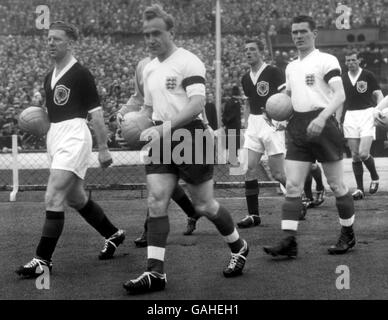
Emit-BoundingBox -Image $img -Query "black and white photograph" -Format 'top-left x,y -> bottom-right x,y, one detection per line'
0,0 -> 387,313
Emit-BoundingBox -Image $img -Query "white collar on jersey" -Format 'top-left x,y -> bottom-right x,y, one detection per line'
51,56 -> 78,90
348,68 -> 363,86
250,62 -> 268,84
298,48 -> 319,61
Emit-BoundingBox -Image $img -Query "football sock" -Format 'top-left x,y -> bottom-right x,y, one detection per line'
336,192 -> 355,227
362,156 -> 379,181
143,210 -> 149,232
36,211 -> 64,261
304,173 -> 313,200
245,179 -> 259,216
311,164 -> 324,191
352,161 -> 364,191
147,216 -> 169,274
208,205 -> 243,253
78,199 -> 118,238
171,185 -> 197,219
281,197 -> 302,235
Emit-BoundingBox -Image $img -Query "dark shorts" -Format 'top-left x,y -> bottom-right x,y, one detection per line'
285,110 -> 344,163
145,119 -> 214,185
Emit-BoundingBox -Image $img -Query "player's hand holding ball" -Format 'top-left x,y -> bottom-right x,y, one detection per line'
116,112 -> 124,126
98,147 -> 113,168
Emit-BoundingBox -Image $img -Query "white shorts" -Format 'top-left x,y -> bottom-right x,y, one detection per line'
243,114 -> 285,156
47,118 -> 92,179
343,107 -> 375,139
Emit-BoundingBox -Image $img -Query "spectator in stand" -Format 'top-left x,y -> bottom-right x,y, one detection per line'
222,85 -> 242,160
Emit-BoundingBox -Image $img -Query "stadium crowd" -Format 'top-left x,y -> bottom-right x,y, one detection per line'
1,0 -> 388,35
1,0 -> 388,149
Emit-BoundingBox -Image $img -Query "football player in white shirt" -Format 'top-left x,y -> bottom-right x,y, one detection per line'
16,21 -> 125,278
117,55 -> 201,246
263,15 -> 356,258
123,5 -> 248,295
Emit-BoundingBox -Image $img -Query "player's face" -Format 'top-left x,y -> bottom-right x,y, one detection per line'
47,29 -> 71,61
291,22 -> 317,52
345,54 -> 360,72
244,42 -> 261,66
143,17 -> 173,59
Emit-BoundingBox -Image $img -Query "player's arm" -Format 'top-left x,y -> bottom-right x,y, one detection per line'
83,69 -> 113,168
373,95 -> 388,126
169,57 -> 207,130
170,95 -> 205,129
319,77 -> 346,120
89,107 -> 113,168
373,89 -> 384,105
307,79 -> 345,137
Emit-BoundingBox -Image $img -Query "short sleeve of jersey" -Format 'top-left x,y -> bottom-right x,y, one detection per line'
322,54 -> 342,84
182,54 -> 206,98
273,67 -> 286,91
367,71 -> 380,92
80,68 -> 100,111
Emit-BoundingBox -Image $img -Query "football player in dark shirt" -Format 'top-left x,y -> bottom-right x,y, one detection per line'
16,21 -> 125,278
238,39 -> 287,229
342,50 -> 383,200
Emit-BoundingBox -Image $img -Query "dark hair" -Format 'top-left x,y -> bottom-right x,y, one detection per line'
292,15 -> 316,31
49,21 -> 79,40
245,39 -> 265,51
345,49 -> 360,59
143,4 -> 175,30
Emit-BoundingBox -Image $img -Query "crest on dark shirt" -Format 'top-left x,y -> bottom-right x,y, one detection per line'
53,85 -> 70,106
256,81 -> 269,96
356,81 -> 367,93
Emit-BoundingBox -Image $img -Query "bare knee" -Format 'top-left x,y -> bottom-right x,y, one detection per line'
327,179 -> 347,197
67,195 -> 88,210
147,193 -> 169,217
193,198 -> 219,219
352,153 -> 361,162
359,152 -> 370,161
285,180 -> 304,197
272,171 -> 285,183
246,164 -> 258,179
45,188 -> 66,211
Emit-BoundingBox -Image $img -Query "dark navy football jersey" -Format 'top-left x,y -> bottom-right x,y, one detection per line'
44,62 -> 100,123
342,69 -> 380,111
241,65 -> 285,115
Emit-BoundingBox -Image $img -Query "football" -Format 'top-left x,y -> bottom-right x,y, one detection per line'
265,93 -> 293,121
18,106 -> 50,137
120,111 -> 153,149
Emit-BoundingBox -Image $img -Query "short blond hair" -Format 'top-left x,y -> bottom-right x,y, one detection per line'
143,4 -> 175,30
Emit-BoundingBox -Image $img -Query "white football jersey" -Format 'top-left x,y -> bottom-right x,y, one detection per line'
286,49 -> 342,112
143,47 -> 206,121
